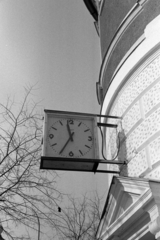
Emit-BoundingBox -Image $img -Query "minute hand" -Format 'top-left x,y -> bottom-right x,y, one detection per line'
67,121 -> 73,142
59,132 -> 74,154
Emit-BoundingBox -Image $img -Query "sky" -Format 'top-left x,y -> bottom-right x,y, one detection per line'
0,0 -> 109,238
0,0 -> 101,113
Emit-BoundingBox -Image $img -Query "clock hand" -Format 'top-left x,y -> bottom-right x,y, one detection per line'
59,132 -> 74,154
67,120 -> 73,142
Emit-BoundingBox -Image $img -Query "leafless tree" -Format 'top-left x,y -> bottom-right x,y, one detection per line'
55,192 -> 102,240
0,86 -> 62,240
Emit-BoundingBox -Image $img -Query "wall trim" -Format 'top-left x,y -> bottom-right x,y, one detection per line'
101,15 -> 160,119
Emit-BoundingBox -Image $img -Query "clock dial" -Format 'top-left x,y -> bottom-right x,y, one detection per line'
48,119 -> 93,158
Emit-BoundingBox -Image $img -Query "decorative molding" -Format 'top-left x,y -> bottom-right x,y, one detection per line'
101,15 -> 160,118
156,231 -> 160,240
138,0 -> 149,6
99,0 -> 105,15
149,217 -> 160,235
96,176 -> 160,240
100,15 -> 160,179
94,21 -> 100,36
99,2 -> 143,90
111,237 -> 121,240
96,82 -> 103,105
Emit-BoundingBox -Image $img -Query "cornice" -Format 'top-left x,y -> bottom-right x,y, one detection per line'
98,176 -> 160,240
83,0 -> 98,21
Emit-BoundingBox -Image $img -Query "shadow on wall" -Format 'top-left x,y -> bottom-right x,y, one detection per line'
116,127 -> 128,176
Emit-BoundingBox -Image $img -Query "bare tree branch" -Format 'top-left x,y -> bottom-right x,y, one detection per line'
55,193 -> 103,240
0,86 -> 62,240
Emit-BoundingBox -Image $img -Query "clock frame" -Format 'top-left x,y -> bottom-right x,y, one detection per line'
41,109 -> 124,173
42,109 -> 99,160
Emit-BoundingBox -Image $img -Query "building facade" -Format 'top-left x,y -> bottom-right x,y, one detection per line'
84,0 -> 160,239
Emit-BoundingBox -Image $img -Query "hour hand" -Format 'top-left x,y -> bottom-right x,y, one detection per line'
67,120 -> 73,142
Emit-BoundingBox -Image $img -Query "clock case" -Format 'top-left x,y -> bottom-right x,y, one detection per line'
41,109 -> 100,172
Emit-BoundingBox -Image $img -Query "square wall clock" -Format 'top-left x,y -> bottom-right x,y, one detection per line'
42,110 -> 99,160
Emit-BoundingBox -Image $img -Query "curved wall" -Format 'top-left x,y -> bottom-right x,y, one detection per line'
100,0 -> 136,59
101,15 -> 160,179
99,0 -> 160,100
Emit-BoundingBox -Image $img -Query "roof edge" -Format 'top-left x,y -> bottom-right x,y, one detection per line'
83,0 -> 98,21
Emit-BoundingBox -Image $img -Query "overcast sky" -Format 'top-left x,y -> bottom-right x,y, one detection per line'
0,1 -> 108,238
0,0 -> 101,113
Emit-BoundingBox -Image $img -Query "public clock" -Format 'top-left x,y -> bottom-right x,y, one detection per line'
42,110 -> 99,160
48,119 -> 93,158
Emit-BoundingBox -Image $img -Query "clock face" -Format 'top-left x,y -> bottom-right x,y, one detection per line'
48,118 -> 94,158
